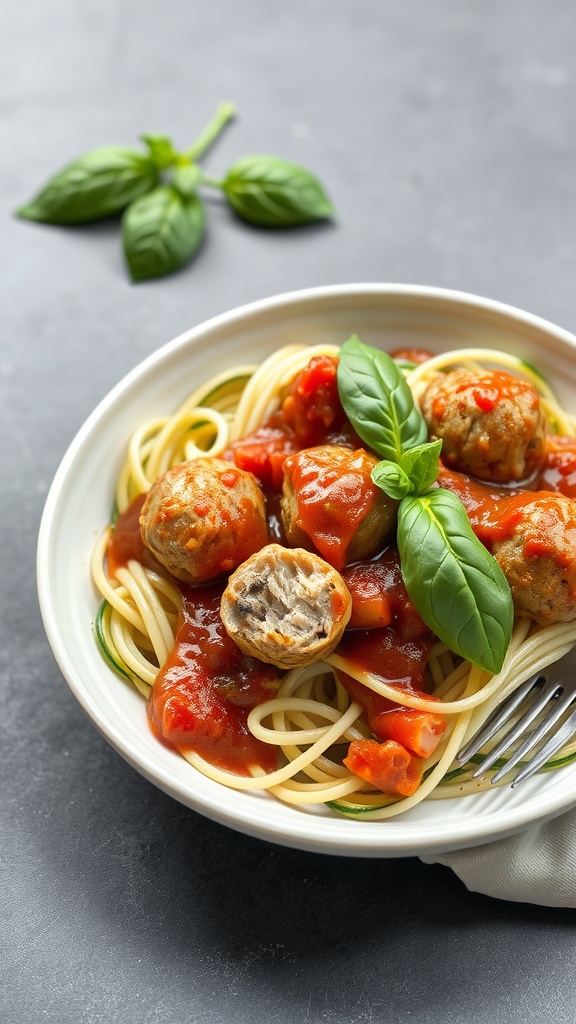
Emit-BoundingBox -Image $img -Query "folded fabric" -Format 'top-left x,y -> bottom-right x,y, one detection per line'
420,809 -> 576,908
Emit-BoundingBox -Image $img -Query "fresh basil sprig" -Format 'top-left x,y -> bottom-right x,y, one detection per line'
16,103 -> 334,282
337,334 -> 428,461
372,440 -> 443,501
337,336 -> 514,674
397,490 -> 513,675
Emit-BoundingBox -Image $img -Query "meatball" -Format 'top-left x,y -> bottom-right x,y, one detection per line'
491,492 -> 576,624
140,458 -> 269,585
420,368 -> 547,483
220,544 -> 352,669
280,445 -> 398,570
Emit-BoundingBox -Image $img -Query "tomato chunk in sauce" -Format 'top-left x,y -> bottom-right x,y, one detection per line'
344,739 -> 423,796
147,585 -> 280,775
228,355 -> 359,489
336,549 -> 445,759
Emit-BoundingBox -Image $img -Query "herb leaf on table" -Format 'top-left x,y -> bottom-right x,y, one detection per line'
16,103 -> 334,281
16,147 -> 159,225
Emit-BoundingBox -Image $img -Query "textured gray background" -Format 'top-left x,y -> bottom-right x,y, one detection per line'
2,2 -> 576,1022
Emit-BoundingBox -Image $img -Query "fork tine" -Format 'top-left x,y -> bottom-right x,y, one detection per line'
510,705 -> 576,787
468,677 -> 562,777
490,684 -> 576,784
455,673 -> 540,765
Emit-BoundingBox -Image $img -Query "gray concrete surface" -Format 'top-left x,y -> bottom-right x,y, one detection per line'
2,2 -> 576,1022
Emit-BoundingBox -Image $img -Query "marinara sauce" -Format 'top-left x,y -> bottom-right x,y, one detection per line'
106,497 -> 279,775
228,355 -> 360,489
147,585 -> 280,775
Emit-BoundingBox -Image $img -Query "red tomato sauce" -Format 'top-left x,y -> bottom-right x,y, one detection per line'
107,493 -> 156,576
335,548 -> 438,747
335,587 -> 441,761
147,584 -> 280,775
283,447 -> 379,570
437,462 -> 572,559
537,437 -> 576,499
227,355 -> 360,489
336,618 -> 434,696
341,548 -> 430,640
107,505 -> 280,774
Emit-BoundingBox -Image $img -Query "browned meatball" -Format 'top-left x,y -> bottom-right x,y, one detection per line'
491,492 -> 576,624
420,368 -> 547,483
280,445 -> 398,570
140,458 -> 269,585
220,544 -> 352,668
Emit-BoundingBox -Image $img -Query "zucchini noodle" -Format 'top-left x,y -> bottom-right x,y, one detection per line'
92,342 -> 576,820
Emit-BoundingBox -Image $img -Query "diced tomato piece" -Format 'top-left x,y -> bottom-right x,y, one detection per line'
344,739 -> 423,796
347,591 -> 393,630
341,550 -> 431,640
537,437 -> 576,499
338,671 -> 447,757
230,428 -> 296,489
338,671 -> 446,761
371,707 -> 447,758
342,560 -> 395,629
281,355 -> 346,443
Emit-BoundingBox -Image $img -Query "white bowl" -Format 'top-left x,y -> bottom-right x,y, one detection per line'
37,283 -> 576,857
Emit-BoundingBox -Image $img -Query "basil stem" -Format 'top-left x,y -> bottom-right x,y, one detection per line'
184,101 -> 236,162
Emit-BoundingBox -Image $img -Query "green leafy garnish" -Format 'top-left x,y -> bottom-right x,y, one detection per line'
337,335 -> 427,461
16,103 -> 334,281
122,186 -> 205,281
17,146 -> 160,224
398,490 -> 513,674
222,155 -> 333,227
337,336 -> 514,674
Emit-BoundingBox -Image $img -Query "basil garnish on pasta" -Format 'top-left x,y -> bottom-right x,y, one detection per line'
337,335 -> 428,461
398,490 -> 514,675
337,337 -> 514,674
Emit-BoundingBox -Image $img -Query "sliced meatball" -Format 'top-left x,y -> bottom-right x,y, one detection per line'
491,492 -> 576,624
220,543 -> 352,669
281,445 -> 398,570
420,368 -> 547,483
140,458 -> 269,585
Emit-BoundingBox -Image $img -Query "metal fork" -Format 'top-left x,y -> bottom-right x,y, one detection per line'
455,646 -> 576,788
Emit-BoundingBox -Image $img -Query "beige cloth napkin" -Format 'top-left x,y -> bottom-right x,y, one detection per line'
420,810 -> 576,907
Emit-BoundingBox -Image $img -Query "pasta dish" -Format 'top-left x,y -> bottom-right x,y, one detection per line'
91,337 -> 576,820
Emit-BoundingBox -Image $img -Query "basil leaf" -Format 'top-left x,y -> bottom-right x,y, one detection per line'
141,133 -> 178,170
172,163 -> 202,199
399,440 -> 442,494
17,147 -> 159,224
222,155 -> 334,227
337,336 -> 428,461
397,488 -> 513,674
122,185 -> 205,281
371,461 -> 413,501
